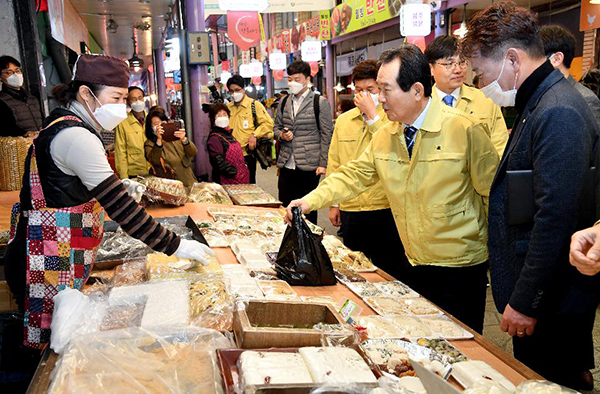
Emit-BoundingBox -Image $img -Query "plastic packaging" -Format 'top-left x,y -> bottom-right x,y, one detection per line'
96,228 -> 152,263
275,207 -> 337,286
414,338 -> 468,364
146,252 -> 222,281
451,360 -> 516,393
189,278 -> 234,332
112,258 -> 147,287
50,289 -> 146,354
48,326 -> 232,394
463,380 -> 513,394
138,175 -> 188,206
299,346 -> 378,385
222,184 -> 279,205
187,182 -> 233,205
108,280 -> 190,327
516,380 -> 580,393
322,235 -> 377,272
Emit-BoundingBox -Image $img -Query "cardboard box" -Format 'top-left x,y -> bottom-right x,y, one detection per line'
233,300 -> 348,349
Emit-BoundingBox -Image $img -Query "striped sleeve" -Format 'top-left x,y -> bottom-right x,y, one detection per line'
91,174 -> 181,255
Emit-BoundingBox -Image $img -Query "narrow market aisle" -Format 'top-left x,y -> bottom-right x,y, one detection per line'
256,166 -> 338,236
257,167 -> 600,393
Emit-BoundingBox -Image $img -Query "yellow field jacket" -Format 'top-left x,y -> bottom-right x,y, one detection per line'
326,106 -> 390,212
114,111 -> 150,178
227,95 -> 274,156
305,99 -> 499,267
433,84 -> 508,156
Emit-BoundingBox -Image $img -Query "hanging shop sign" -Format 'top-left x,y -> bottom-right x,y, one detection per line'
208,0 -> 335,15
301,40 -> 322,62
273,15 -> 326,55
269,52 -> 287,70
219,0 -> 269,11
581,0 -> 600,31
47,0 -> 89,54
330,0 -> 403,38
227,11 -> 261,51
400,4 -> 432,37
336,48 -> 368,77
319,11 -> 331,41
240,62 -> 264,78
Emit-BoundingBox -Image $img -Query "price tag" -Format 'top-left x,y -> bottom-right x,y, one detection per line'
338,299 -> 361,324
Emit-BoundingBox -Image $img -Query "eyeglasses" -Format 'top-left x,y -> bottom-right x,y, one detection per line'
436,60 -> 469,70
1,68 -> 22,77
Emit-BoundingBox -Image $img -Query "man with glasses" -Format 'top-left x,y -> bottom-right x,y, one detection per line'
426,36 -> 508,156
0,55 -> 43,137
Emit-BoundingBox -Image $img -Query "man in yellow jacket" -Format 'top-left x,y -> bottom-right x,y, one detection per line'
288,45 -> 499,333
114,86 -> 150,178
327,59 -> 410,278
226,75 -> 274,183
425,36 -> 508,157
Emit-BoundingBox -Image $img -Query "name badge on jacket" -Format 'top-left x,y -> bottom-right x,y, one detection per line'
243,120 -> 249,129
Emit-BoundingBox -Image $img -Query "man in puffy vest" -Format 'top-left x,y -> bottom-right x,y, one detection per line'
0,55 -> 43,137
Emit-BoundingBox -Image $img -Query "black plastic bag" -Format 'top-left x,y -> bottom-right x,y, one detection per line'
275,207 -> 337,286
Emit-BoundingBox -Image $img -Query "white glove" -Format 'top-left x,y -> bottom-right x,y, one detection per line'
173,239 -> 216,266
122,179 -> 146,203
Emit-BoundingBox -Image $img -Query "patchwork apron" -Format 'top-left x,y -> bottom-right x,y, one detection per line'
214,133 -> 250,185
10,141 -> 105,348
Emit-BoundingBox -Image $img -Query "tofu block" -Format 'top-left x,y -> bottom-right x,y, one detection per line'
299,347 -> 377,384
240,351 -> 313,387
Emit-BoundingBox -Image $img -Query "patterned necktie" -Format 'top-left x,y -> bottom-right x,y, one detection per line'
404,126 -> 418,158
442,94 -> 454,107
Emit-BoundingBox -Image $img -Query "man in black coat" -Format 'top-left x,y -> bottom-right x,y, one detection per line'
462,3 -> 599,391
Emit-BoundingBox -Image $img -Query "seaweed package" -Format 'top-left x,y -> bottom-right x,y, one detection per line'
274,207 -> 337,286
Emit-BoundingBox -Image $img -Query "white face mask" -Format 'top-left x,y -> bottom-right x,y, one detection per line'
215,116 -> 230,128
369,92 -> 380,108
6,73 -> 23,88
130,100 -> 145,113
86,88 -> 128,131
232,92 -> 244,103
480,56 -> 519,107
288,81 -> 305,95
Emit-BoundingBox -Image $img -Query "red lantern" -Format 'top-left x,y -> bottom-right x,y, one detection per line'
273,69 -> 285,81
252,76 -> 262,86
309,62 -> 319,77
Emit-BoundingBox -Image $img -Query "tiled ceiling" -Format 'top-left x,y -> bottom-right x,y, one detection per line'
69,0 -> 174,63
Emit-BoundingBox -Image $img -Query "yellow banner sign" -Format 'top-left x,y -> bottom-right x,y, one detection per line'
331,0 -> 402,38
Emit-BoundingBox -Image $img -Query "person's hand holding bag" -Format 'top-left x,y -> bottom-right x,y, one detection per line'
172,239 -> 215,267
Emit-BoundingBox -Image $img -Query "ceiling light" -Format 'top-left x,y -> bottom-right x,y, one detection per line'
334,82 -> 344,92
129,34 -> 144,71
591,0 -> 600,4
453,21 -> 468,38
346,82 -> 355,90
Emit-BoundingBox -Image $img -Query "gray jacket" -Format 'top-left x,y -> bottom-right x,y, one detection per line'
569,75 -> 600,129
274,90 -> 333,171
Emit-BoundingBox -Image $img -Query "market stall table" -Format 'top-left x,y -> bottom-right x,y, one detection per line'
21,202 -> 541,393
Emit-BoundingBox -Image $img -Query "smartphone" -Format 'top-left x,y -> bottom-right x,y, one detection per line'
161,121 -> 182,142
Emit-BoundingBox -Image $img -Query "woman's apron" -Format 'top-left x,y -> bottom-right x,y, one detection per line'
214,133 -> 250,184
9,140 -> 105,349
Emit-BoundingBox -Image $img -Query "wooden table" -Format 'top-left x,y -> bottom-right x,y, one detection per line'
25,201 -> 541,393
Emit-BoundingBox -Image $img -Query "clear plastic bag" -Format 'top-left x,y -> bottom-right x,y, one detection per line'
96,228 -> 152,263
108,280 -> 190,327
138,175 -> 188,206
146,252 -> 222,281
112,258 -> 148,287
48,326 -> 232,394
189,277 -> 234,332
516,380 -> 580,393
188,182 -> 233,204
50,289 -> 146,354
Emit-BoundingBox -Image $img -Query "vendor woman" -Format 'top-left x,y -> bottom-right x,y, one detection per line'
3,54 -> 213,349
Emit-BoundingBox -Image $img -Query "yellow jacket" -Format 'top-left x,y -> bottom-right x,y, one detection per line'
326,105 -> 390,212
305,99 -> 499,267
433,84 -> 508,157
114,111 -> 150,178
227,95 -> 274,155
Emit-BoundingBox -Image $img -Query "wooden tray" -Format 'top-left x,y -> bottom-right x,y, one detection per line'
217,347 -> 380,394
233,300 -> 347,349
